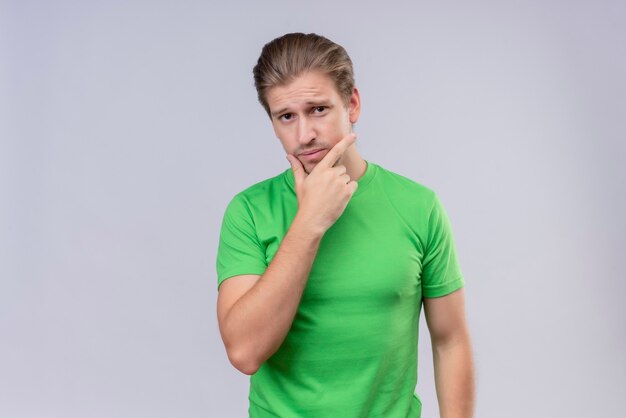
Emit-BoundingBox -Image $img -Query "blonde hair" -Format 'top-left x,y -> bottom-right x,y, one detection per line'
253,33 -> 355,116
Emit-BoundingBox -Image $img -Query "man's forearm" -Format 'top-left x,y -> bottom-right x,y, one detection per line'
432,335 -> 475,418
222,214 -> 323,374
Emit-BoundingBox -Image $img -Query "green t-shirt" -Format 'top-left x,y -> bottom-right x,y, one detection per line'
216,160 -> 465,417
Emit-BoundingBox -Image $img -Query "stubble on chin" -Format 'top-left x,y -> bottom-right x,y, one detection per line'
296,156 -> 315,175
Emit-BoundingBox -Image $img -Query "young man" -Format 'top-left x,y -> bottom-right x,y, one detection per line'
216,32 -> 475,418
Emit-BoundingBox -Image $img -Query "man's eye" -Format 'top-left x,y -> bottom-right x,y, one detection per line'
313,106 -> 326,113
280,113 -> 293,121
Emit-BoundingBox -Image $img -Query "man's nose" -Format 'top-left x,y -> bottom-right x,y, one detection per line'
296,117 -> 315,144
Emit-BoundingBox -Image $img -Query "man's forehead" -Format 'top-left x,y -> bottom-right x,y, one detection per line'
268,87 -> 328,105
266,72 -> 337,111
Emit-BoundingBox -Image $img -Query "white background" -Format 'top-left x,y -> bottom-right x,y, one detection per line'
2,0 -> 625,417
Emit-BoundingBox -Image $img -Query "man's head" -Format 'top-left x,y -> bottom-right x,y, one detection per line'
253,33 -> 361,174
253,33 -> 355,116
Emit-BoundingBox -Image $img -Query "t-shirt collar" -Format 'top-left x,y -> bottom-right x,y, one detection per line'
283,159 -> 376,197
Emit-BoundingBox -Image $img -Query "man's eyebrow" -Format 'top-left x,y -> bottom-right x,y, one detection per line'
271,100 -> 332,118
271,108 -> 289,118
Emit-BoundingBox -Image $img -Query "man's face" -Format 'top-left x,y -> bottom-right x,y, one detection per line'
266,71 -> 360,174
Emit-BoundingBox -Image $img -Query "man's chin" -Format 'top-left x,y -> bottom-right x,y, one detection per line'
297,159 -> 317,175
303,163 -> 315,175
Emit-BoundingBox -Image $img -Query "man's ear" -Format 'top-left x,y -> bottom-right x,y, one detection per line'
348,87 -> 361,124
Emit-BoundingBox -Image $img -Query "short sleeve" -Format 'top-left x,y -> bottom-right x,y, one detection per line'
421,193 -> 465,298
215,194 -> 268,290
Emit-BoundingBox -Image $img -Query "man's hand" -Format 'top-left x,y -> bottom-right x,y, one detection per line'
286,133 -> 358,236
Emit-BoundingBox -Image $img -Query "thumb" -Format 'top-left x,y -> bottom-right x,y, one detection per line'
286,154 -> 306,189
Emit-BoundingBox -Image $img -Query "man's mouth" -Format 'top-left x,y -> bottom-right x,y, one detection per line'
299,149 -> 326,161
299,148 -> 325,156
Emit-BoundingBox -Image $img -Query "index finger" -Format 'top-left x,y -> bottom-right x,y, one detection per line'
319,133 -> 357,169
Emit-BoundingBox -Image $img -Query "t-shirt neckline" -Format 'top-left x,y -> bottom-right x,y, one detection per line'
283,159 -> 376,197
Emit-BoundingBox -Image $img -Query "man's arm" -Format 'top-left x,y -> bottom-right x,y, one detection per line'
216,134 -> 358,375
423,288 -> 475,418
217,216 -> 323,375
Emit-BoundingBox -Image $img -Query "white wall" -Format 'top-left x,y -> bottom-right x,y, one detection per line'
1,0 -> 624,416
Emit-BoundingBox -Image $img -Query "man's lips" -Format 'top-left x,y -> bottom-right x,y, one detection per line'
299,148 -> 325,156
298,148 -> 327,162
